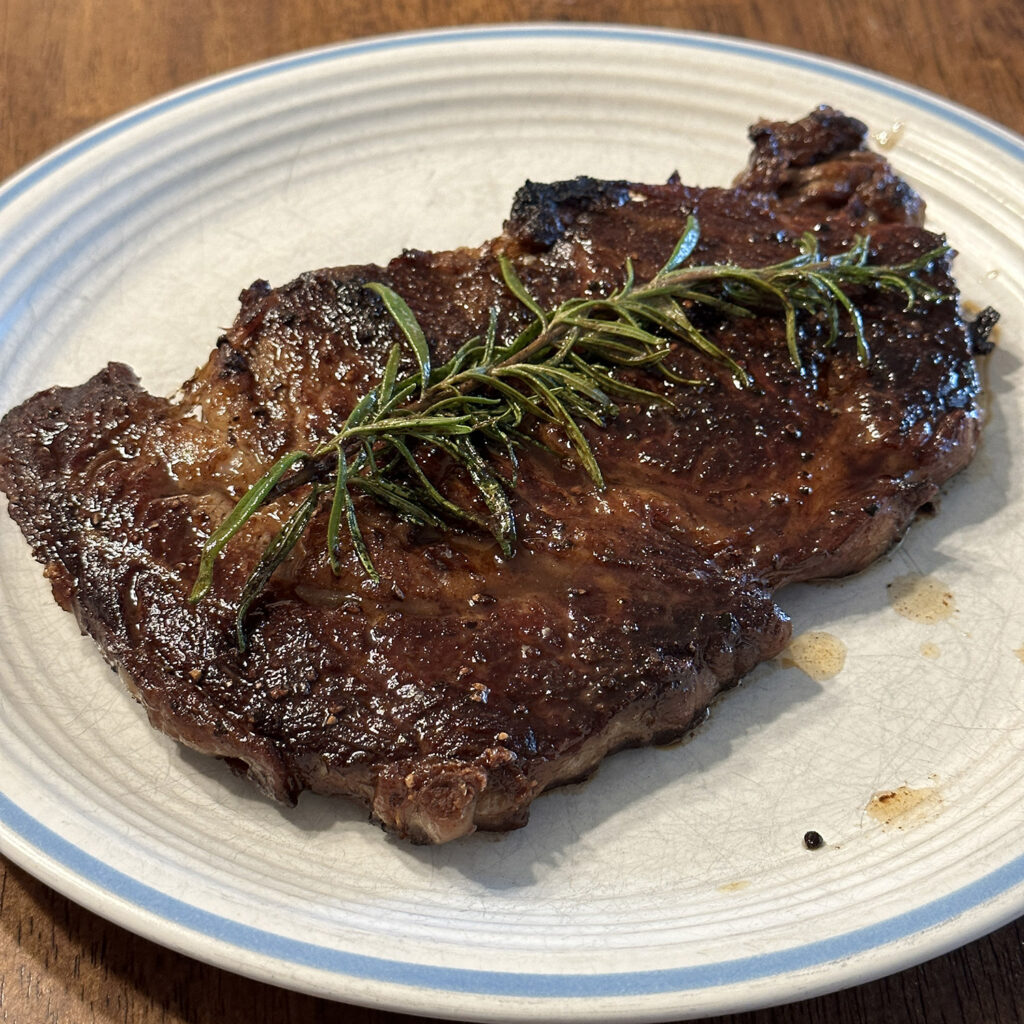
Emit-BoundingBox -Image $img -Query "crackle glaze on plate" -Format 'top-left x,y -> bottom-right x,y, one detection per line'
0,25 -> 1022,1022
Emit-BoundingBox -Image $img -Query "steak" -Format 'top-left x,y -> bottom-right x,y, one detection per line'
0,108 -> 990,843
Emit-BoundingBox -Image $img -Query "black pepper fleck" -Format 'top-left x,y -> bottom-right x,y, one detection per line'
803,830 -> 825,850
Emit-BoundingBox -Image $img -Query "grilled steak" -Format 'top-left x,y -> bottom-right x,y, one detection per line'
0,108 -> 989,843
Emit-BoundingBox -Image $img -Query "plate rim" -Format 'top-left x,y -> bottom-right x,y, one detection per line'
3,791 -> 1024,1013
1,22 -> 1022,1021
2,21 -> 1021,221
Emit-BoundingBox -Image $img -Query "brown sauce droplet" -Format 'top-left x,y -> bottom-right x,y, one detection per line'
866,784 -> 941,829
780,631 -> 846,681
887,573 -> 956,624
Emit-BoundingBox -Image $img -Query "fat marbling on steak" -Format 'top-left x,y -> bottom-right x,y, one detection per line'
0,108 -> 991,843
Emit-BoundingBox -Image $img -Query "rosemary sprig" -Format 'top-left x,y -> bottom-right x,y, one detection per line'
188,218 -> 949,649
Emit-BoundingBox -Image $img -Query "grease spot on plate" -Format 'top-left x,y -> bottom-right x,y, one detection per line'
780,631 -> 846,681
1014,645 -> 1024,664
920,642 -> 940,659
872,119 -> 905,149
866,784 -> 941,829
717,879 -> 751,893
887,573 -> 956,624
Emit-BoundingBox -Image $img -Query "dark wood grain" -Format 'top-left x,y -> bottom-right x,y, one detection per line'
1,1 -> 1022,1021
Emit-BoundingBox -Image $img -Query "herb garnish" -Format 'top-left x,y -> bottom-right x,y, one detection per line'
188,217 -> 948,649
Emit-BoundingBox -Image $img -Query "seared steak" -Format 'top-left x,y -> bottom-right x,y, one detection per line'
0,108 -> 988,842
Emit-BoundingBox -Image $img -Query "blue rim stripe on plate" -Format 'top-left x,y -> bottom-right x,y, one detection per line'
0,23 -> 1022,1003
2,791 -> 1022,996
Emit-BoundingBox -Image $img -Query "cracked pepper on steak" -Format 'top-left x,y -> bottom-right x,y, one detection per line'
0,108 -> 990,843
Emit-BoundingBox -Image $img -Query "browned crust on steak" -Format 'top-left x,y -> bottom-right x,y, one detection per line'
0,107 -> 985,842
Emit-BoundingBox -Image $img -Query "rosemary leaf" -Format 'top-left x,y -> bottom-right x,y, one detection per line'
337,447 -> 378,583
379,343 -> 402,406
530,364 -> 614,413
326,446 -> 350,574
388,436 -> 488,529
235,486 -> 321,651
815,273 -> 870,364
434,436 -> 517,555
348,476 -> 446,527
471,369 -> 552,422
567,353 -> 677,403
343,415 -> 477,438
498,255 -> 548,327
501,365 -> 604,486
661,214 -> 701,272
189,449 -> 309,603
364,283 -> 431,399
481,306 -> 499,367
619,257 -> 636,296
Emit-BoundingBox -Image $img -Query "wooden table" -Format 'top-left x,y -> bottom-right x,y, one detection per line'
1,1 -> 1022,1021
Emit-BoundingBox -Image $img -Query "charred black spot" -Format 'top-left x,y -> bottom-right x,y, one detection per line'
968,306 -> 1000,355
217,340 -> 250,377
238,279 -> 272,305
507,176 -> 631,250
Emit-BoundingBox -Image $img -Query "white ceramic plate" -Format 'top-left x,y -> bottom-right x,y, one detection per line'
0,25 -> 1021,1023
